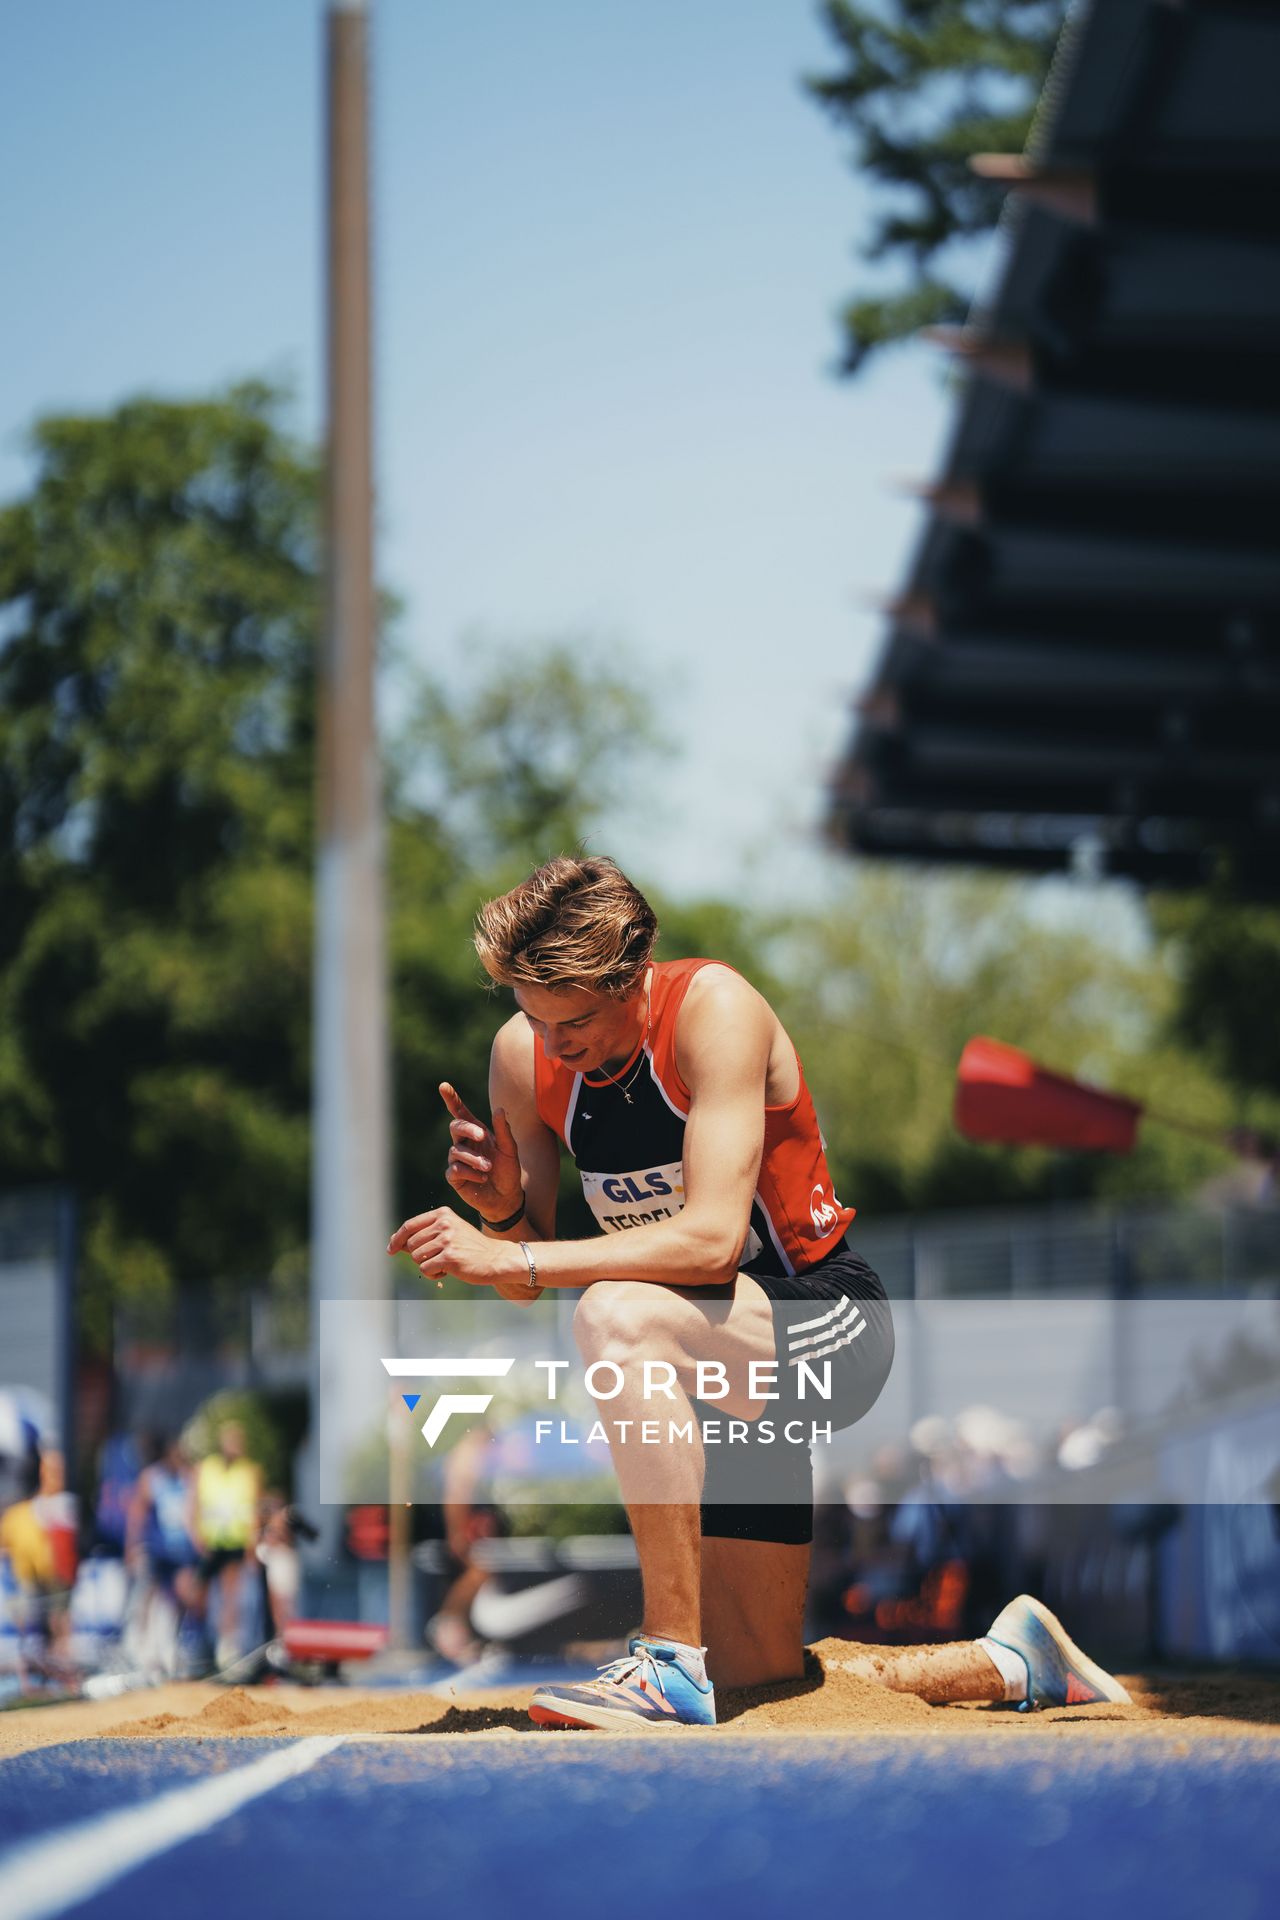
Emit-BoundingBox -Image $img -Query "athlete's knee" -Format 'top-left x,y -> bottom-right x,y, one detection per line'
573,1279 -> 681,1362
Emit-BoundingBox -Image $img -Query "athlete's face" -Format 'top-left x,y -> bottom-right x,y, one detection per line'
513,978 -> 647,1075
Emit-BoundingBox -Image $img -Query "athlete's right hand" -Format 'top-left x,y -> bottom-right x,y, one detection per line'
440,1082 -> 525,1224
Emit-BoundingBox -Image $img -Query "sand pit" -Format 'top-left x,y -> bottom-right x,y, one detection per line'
2,1641 -> 1278,1756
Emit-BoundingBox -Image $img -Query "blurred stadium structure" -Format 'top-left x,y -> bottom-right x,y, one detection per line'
0,1191 -> 76,1471
829,0 -> 1280,893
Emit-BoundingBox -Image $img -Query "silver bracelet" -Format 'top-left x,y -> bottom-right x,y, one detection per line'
518,1241 -> 538,1290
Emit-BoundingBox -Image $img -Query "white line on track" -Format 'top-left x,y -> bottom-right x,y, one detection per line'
0,1734 -> 347,1920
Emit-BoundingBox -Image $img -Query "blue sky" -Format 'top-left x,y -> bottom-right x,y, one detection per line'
4,0 -> 963,905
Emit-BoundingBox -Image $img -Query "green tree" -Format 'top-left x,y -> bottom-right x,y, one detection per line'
769,867 -> 1238,1213
0,390 -> 678,1337
390,633 -> 664,877
0,384 -> 319,1345
386,636 -> 667,1250
806,0 -> 1065,372
1150,888 -> 1280,1109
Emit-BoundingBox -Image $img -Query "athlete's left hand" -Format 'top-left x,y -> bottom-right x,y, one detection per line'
388,1206 -> 524,1289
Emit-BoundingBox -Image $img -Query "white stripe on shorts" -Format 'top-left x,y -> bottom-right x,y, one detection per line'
788,1297 -> 851,1337
795,1318 -> 868,1366
788,1297 -> 864,1353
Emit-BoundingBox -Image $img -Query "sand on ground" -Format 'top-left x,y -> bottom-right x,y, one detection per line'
2,1643 -> 1279,1757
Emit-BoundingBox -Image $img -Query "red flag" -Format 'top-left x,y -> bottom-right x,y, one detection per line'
954,1036 -> 1143,1154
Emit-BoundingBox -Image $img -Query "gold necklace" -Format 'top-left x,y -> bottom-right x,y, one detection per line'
592,990 -> 652,1104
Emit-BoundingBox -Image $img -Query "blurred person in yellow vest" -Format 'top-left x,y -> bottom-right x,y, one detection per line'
0,1483 -> 55,1591
193,1421 -> 261,1670
0,1445 -> 76,1686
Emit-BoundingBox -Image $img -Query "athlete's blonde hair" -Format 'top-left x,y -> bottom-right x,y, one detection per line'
474,855 -> 658,1000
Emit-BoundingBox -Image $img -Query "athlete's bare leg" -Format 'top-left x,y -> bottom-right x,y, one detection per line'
699,1535 -> 809,1688
572,1274 -> 789,1666
829,1641 -> 1005,1703
626,1503 -> 702,1648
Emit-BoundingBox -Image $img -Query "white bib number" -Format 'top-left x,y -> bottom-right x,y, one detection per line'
581,1161 -> 761,1265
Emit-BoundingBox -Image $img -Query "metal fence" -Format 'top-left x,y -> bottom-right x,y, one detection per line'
854,1198 -> 1280,1301
111,1281 -> 309,1434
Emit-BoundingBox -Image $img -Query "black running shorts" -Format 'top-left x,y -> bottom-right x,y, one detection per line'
694,1236 -> 894,1548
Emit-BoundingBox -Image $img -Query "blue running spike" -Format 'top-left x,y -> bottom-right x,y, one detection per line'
529,1635 -> 716,1730
402,1393 -> 421,1411
986,1595 -> 1132,1710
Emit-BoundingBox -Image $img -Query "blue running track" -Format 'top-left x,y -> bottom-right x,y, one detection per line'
1,1733 -> 1277,1920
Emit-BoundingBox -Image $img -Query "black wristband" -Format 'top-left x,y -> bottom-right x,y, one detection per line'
481,1198 -> 526,1233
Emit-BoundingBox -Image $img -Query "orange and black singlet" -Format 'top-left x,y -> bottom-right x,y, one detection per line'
532,957 -> 856,1280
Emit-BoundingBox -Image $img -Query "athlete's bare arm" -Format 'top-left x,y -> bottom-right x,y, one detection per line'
476,1013 -> 560,1240
391,969 -> 777,1291
426,1015 -> 560,1303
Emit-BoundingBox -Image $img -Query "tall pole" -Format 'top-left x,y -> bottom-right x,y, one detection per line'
310,1 -> 403,1644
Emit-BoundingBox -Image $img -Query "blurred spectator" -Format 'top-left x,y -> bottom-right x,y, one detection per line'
193,1421 -> 262,1669
1202,1129 -> 1280,1207
32,1448 -> 77,1591
254,1491 -> 302,1639
814,1412 -> 1052,1643
0,1391 -> 41,1516
0,1446 -> 75,1686
92,1430 -> 148,1558
424,1420 -> 505,1665
1056,1407 -> 1123,1472
126,1434 -> 202,1675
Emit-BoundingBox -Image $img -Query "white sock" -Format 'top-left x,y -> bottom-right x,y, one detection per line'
640,1634 -> 708,1682
977,1635 -> 1028,1703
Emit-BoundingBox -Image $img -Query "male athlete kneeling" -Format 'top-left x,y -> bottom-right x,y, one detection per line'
388,856 -> 1129,1730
